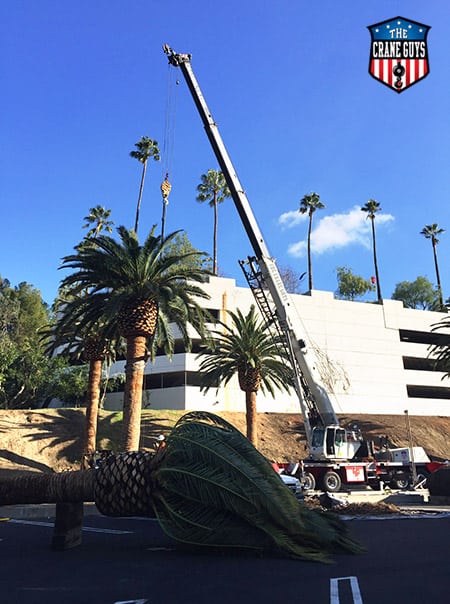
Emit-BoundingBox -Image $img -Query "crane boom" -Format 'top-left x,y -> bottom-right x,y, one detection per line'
163,45 -> 339,444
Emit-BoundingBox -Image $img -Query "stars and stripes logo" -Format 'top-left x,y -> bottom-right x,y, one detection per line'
368,17 -> 431,93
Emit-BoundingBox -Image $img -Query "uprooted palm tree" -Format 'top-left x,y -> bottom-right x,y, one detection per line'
0,411 -> 363,563
59,226 -> 211,451
197,305 -> 293,447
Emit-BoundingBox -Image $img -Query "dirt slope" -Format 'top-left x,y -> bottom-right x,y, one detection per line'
1,409 -> 449,477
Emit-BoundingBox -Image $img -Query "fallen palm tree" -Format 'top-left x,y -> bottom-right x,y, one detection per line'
0,411 -> 364,562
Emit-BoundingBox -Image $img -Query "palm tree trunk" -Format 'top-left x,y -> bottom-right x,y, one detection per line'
0,470 -> 94,505
213,193 -> 218,275
432,241 -> 444,308
122,335 -> 147,451
134,161 -> 148,234
245,391 -> 258,448
307,214 -> 313,291
84,358 -> 102,456
371,218 -> 382,304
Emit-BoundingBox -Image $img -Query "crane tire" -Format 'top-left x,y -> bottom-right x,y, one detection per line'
302,472 -> 316,491
322,471 -> 342,493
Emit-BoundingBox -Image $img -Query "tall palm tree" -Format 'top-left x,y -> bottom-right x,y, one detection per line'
82,205 -> 114,239
196,170 -> 231,276
44,299 -> 120,459
197,306 -> 292,447
361,199 -> 383,304
421,223 -> 445,309
0,411 -> 363,562
59,226 -> 210,451
130,136 -> 160,234
299,192 -> 325,291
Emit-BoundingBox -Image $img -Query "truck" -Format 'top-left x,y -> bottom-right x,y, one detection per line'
163,45 -> 444,492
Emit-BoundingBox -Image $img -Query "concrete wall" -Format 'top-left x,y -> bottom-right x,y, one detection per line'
104,276 -> 450,416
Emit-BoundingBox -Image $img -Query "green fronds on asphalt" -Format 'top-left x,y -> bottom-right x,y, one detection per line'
151,411 -> 364,562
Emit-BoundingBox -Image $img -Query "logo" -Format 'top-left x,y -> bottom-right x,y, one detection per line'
368,17 -> 430,93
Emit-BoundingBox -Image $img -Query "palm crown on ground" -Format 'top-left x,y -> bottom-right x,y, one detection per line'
59,226 -> 211,451
197,305 -> 293,447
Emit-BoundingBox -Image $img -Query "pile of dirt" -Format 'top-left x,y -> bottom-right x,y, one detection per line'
0,409 -> 449,477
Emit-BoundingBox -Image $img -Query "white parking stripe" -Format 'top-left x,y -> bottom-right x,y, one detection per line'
330,576 -> 363,603
7,519 -> 132,534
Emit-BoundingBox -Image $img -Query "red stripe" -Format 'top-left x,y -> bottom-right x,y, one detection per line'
387,59 -> 393,87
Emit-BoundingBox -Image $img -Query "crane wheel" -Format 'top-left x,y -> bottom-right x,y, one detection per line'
322,471 -> 342,493
302,472 -> 316,491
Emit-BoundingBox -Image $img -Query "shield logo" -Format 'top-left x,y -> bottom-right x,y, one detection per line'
368,17 -> 430,93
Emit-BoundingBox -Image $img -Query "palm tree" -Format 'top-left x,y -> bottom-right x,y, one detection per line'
196,170 -> 231,276
361,199 -> 383,304
130,136 -> 160,234
421,224 -> 445,309
59,226 -> 210,451
48,208 -> 117,458
197,306 -> 292,447
82,206 -> 113,239
0,411 -> 363,562
44,299 -> 120,459
299,192 -> 325,291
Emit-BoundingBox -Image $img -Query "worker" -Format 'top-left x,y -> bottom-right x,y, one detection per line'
156,434 -> 166,452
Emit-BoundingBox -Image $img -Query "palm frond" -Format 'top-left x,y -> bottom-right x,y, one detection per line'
151,412 -> 364,562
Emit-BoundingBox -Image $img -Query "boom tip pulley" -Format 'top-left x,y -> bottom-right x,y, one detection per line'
163,44 -> 191,66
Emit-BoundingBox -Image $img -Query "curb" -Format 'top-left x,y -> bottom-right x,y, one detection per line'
0,502 -> 100,520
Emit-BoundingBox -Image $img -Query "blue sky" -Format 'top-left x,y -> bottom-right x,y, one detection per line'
1,1 -> 449,305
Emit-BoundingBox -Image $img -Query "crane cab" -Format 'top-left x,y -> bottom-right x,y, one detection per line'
309,425 -> 363,461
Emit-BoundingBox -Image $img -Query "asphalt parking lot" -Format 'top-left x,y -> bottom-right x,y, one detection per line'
1,503 -> 450,604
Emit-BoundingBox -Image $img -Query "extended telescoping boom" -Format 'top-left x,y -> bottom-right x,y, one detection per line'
163,45 -> 365,465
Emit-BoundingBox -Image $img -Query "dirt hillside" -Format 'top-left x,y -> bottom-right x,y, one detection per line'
0,409 -> 449,477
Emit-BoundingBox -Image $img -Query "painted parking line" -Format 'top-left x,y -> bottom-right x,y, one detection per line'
330,576 -> 363,604
114,600 -> 148,604
7,519 -> 132,534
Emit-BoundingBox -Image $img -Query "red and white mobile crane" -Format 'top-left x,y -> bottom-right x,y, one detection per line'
163,45 -> 443,492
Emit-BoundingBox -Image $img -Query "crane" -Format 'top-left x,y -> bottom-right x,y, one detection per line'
163,45 -> 372,490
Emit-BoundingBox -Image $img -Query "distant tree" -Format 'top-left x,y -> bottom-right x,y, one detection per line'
421,224 -> 445,309
361,199 -> 383,304
0,278 -> 54,408
164,232 -> 212,274
130,136 -> 160,234
82,205 -> 113,239
278,265 -> 305,294
197,305 -> 292,447
196,170 -> 231,276
392,276 -> 439,310
335,267 -> 375,301
299,192 -> 325,291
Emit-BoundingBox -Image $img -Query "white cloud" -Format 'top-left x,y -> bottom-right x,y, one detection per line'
278,210 -> 307,229
283,205 -> 394,258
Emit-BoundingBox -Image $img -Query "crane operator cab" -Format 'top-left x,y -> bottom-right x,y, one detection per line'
309,425 -> 364,461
